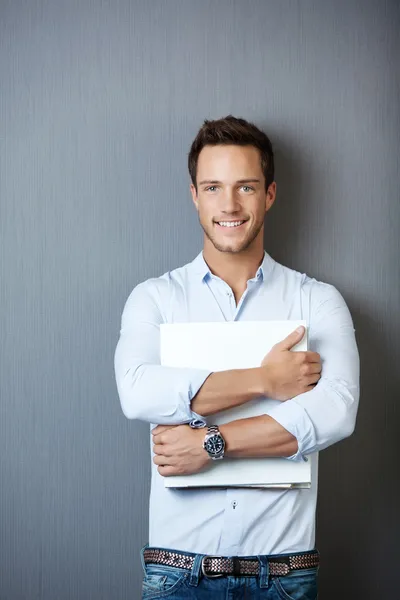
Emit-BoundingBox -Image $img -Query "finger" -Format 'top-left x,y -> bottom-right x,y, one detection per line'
275,326 -> 305,351
307,363 -> 322,375
152,432 -> 165,445
153,454 -> 175,466
157,465 -> 177,477
152,444 -> 167,456
304,352 -> 321,363
306,373 -> 321,386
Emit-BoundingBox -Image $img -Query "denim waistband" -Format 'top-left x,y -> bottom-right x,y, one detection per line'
141,544 -> 319,589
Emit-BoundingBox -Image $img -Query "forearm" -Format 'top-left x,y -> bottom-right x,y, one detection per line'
267,376 -> 358,458
219,415 -> 298,458
116,362 -> 264,424
191,367 -> 264,416
115,282 -> 266,424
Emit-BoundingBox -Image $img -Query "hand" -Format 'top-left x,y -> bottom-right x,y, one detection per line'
260,326 -> 321,401
152,424 -> 210,477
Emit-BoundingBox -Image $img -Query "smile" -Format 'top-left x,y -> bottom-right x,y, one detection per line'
215,220 -> 246,228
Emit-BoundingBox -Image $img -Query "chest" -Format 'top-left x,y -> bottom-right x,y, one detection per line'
164,274 -> 309,325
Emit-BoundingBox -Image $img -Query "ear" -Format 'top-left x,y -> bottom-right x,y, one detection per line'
265,181 -> 277,213
190,183 -> 199,211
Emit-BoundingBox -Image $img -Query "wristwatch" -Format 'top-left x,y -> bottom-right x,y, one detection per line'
203,425 -> 225,460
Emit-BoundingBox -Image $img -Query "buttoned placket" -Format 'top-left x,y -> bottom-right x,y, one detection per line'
204,270 -> 263,554
206,271 -> 262,322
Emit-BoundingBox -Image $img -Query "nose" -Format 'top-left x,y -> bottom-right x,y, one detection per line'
220,189 -> 241,214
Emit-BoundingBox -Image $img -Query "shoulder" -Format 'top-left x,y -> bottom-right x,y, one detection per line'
303,275 -> 346,307
302,275 -> 349,316
122,258 -> 193,311
274,259 -> 346,305
272,259 -> 352,328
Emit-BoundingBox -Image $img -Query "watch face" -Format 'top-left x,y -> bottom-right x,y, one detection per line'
205,434 -> 225,456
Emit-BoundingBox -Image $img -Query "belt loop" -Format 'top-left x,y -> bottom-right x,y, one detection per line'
188,553 -> 204,587
140,543 -> 149,575
257,555 -> 269,589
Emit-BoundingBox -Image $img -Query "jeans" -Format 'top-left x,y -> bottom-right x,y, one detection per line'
141,547 -> 319,599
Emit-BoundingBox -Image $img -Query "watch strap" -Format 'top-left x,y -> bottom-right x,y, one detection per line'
207,425 -> 220,435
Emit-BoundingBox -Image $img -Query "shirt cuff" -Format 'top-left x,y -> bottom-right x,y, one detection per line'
186,369 -> 212,422
267,399 -> 317,462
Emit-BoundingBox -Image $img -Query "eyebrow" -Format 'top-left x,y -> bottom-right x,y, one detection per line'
198,179 -> 261,185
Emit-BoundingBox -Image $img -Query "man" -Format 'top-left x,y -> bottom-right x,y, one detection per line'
114,115 -> 360,599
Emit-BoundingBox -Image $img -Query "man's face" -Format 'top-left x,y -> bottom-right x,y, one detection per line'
190,144 -> 276,254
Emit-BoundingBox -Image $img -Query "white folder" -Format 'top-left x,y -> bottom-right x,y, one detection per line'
160,320 -> 313,489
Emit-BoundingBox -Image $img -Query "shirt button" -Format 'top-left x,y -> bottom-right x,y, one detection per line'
232,501 -> 238,509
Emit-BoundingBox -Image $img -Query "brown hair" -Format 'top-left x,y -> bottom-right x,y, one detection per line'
188,115 -> 274,192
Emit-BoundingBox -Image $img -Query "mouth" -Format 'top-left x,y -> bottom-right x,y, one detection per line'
214,220 -> 247,230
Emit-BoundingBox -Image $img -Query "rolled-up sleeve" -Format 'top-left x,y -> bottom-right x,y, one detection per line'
114,280 -> 211,424
267,282 -> 360,462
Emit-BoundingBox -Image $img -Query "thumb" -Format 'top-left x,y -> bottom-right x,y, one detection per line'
275,326 -> 305,351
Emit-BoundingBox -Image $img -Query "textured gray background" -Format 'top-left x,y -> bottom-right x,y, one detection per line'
1,1 -> 399,598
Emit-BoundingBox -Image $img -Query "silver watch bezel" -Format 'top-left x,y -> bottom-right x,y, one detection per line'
203,425 -> 225,460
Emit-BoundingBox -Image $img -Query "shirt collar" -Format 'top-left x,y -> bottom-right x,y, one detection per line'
190,250 -> 275,283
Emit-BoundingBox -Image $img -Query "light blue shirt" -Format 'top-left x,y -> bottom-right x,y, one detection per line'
114,251 -> 360,555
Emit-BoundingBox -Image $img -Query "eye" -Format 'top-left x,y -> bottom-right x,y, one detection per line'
241,185 -> 254,192
205,186 -> 218,192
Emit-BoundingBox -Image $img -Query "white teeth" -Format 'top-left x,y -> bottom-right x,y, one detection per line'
217,221 -> 244,228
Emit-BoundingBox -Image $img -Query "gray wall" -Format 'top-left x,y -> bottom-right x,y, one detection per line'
1,1 -> 399,598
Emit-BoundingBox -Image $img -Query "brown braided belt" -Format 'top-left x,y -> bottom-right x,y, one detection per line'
143,547 -> 319,578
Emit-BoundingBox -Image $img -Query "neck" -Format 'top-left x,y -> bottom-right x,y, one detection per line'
202,238 -> 265,295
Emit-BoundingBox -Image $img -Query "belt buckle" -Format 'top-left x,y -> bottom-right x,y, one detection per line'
201,555 -> 225,579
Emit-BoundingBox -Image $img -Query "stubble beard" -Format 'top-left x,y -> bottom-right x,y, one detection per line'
199,216 -> 264,254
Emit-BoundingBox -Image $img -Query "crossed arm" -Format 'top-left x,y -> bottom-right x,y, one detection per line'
151,414 -> 299,477
114,280 -> 360,476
